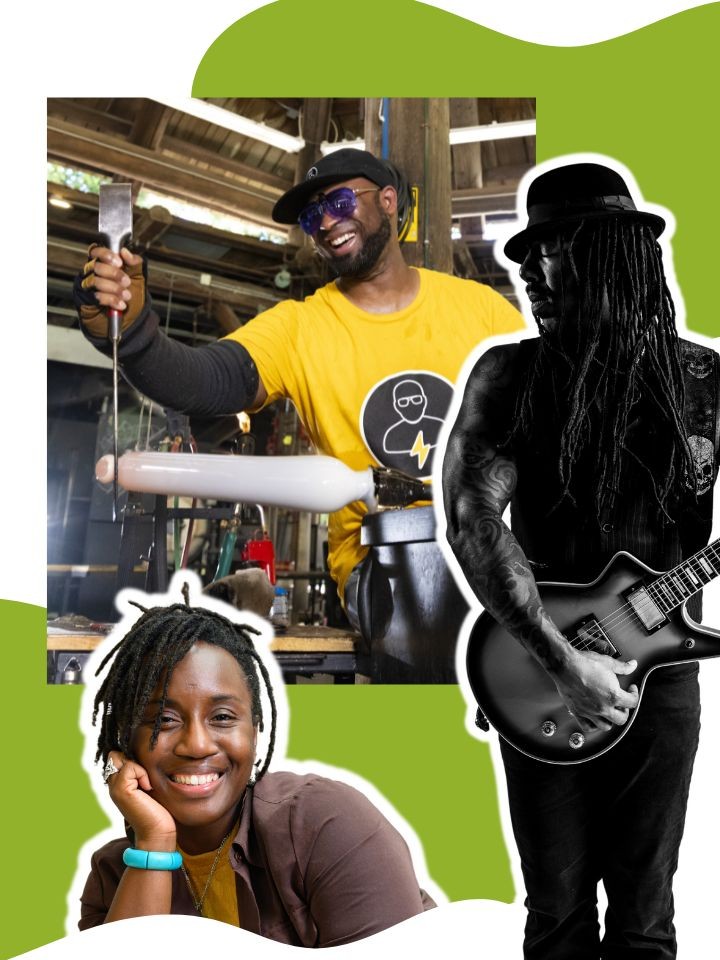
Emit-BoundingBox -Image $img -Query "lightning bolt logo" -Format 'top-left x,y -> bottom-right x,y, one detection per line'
410,431 -> 431,470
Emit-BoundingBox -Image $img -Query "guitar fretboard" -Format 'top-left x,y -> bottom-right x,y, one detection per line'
645,539 -> 720,613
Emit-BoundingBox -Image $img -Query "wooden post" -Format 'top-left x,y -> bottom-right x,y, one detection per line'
364,98 -> 452,273
450,98 -> 483,278
363,98 -> 383,157
287,99 -> 333,251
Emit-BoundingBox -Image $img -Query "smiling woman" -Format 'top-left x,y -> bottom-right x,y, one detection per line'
79,589 -> 435,945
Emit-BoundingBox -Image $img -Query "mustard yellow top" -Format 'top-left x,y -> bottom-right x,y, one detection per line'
226,269 -> 524,597
178,843 -> 240,926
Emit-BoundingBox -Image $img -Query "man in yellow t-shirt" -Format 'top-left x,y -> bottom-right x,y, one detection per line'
76,148 -> 524,623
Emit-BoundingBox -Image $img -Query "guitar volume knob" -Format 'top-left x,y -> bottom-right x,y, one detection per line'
569,732 -> 585,750
540,720 -> 557,737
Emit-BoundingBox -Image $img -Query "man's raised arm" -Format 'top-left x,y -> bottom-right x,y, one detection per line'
74,246 -> 267,416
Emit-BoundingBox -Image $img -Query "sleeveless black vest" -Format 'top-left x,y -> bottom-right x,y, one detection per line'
509,338 -> 720,621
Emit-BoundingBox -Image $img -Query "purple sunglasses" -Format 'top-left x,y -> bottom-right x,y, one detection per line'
298,186 -> 380,235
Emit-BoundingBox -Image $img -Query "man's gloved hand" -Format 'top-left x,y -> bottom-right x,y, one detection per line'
74,245 -> 146,336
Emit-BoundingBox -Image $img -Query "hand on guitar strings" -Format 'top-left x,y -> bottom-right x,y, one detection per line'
553,649 -> 640,733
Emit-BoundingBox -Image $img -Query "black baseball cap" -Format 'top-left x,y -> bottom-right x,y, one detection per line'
272,148 -> 395,225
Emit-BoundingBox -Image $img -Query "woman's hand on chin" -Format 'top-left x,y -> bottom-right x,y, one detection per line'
105,750 -> 177,850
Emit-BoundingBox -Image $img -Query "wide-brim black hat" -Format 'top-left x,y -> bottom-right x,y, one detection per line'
272,148 -> 395,224
504,162 -> 665,263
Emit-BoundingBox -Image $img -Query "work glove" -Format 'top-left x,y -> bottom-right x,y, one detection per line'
73,245 -> 147,336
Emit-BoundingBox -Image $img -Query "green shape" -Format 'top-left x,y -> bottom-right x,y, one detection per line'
20,3 -> 720,956
0,601 -> 108,960
194,1 -> 720,338
8,590 -> 509,960
191,0 -> 720,914
286,684 -> 513,902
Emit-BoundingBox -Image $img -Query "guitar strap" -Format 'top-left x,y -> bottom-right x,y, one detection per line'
679,340 -> 720,555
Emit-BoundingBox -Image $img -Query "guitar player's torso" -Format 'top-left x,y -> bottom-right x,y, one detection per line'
494,337 -> 720,634
444,163 -> 720,957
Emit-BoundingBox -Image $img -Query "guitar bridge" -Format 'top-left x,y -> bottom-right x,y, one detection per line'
569,616 -> 618,657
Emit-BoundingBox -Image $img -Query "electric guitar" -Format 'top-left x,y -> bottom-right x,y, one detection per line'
466,541 -> 720,764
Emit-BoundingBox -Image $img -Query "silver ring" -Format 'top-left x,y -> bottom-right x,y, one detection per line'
103,757 -> 121,784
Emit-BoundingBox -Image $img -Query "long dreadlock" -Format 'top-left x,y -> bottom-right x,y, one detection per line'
92,584 -> 277,784
515,217 -> 695,519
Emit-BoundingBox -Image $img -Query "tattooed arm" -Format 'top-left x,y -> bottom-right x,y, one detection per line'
443,345 -> 638,732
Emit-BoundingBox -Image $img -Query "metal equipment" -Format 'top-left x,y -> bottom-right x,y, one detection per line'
95,451 -> 430,513
98,183 -> 133,520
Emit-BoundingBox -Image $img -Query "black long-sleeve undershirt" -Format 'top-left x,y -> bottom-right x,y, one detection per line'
80,297 -> 260,417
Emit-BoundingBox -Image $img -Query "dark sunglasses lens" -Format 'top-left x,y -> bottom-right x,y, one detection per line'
299,188 -> 359,234
299,202 -> 323,235
327,189 -> 357,218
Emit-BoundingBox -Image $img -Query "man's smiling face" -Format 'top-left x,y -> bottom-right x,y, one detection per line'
309,177 -> 395,278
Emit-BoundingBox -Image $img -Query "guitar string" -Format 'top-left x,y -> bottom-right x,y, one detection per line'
627,548 -> 719,621
590,546 -> 719,631
560,545 -> 720,652
645,549 -> 718,605
568,579 -> 690,651
565,565 -> 689,649
565,562 -> 714,650
534,542 -> 720,652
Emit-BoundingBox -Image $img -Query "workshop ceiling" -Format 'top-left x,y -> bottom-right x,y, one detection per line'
47,97 -> 536,344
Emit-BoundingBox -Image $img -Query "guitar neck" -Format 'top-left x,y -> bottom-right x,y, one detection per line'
650,538 -> 720,613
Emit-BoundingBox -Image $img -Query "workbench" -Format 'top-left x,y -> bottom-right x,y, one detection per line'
47,624 -> 361,684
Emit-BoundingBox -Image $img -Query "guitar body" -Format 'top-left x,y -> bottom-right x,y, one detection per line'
466,551 -> 720,764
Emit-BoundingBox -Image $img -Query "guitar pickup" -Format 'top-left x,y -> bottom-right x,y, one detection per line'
571,616 -> 618,657
625,583 -> 667,632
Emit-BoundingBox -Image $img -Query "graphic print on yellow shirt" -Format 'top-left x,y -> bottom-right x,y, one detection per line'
360,370 -> 454,479
225,268 -> 525,597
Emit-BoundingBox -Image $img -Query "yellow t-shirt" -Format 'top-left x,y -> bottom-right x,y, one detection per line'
225,268 -> 524,597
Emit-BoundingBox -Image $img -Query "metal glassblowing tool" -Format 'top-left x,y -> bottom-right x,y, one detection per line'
98,183 -> 133,520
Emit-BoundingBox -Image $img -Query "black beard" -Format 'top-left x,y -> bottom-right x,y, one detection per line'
329,213 -> 392,279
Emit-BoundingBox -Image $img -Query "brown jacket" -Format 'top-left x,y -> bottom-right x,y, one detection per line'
80,771 -> 435,946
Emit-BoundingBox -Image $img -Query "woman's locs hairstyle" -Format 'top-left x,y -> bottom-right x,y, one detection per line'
91,582 -> 277,783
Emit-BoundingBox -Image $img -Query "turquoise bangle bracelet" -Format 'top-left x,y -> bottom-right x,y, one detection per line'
122,848 -> 183,870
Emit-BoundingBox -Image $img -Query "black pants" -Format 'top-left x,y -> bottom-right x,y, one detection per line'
500,667 -> 700,960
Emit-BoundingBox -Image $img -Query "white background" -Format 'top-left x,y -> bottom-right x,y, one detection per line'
4,2 -> 716,957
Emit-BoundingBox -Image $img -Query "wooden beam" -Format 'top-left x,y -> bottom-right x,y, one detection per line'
130,102 -> 171,151
46,183 -> 296,260
48,118 -> 278,226
162,136 -> 290,193
211,302 -> 242,335
142,241 -> 277,285
450,100 -> 484,249
47,238 -> 284,313
287,99 -> 333,250
453,239 -> 480,279
451,185 -> 519,217
363,98 -> 383,156
452,185 -> 520,202
47,212 -> 279,281
374,98 -> 452,272
450,99 -> 483,192
133,205 -> 173,248
48,99 -> 292,193
459,234 -> 496,248
47,98 -> 131,136
484,162 -> 534,184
